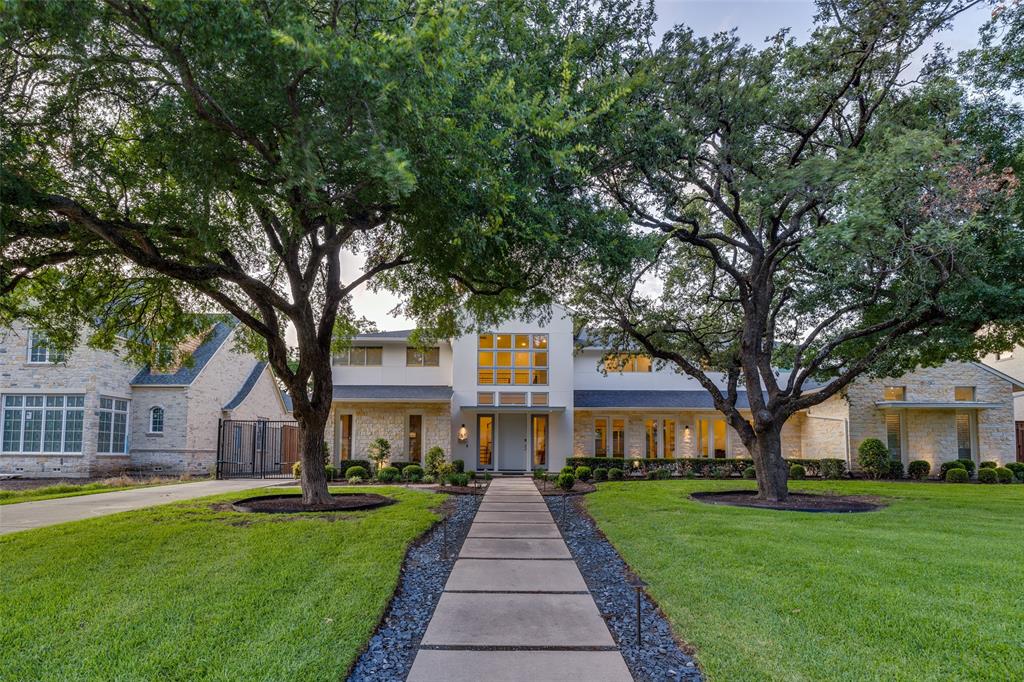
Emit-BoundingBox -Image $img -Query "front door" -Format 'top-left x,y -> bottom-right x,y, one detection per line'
498,413 -> 528,471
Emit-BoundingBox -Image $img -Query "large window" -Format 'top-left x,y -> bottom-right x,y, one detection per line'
594,418 -> 608,457
644,419 -> 659,458
149,406 -> 164,433
478,414 -> 494,468
339,414 -> 353,461
604,353 -> 652,373
97,397 -> 130,454
611,418 -> 625,458
697,418 -> 727,458
663,419 -> 676,458
956,412 -> 974,460
332,346 -> 383,366
2,395 -> 84,453
477,333 -> 548,385
883,386 -> 906,401
407,414 -> 422,463
885,413 -> 903,461
532,415 -> 548,468
27,331 -> 65,364
406,347 -> 440,367
954,386 -> 976,402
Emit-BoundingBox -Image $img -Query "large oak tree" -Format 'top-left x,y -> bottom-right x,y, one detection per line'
0,0 -> 650,503
575,0 -> 1024,500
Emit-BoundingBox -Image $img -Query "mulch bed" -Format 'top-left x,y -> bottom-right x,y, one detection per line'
435,483 -> 489,495
230,493 -> 394,513
534,478 -> 597,496
690,490 -> 885,513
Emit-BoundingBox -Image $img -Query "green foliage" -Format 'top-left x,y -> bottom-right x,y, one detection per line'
789,464 -> 806,481
533,469 -> 548,480
344,466 -> 369,481
292,461 -> 302,479
608,467 -> 624,481
402,465 -> 423,483
940,460 -> 968,478
819,458 -> 846,480
425,447 -> 446,477
451,460 -> 465,474
908,460 -> 931,480
324,465 -> 339,481
995,467 -> 1014,484
574,466 -> 592,482
977,467 -> 998,484
957,459 -> 977,475
979,461 -> 998,469
1006,462 -> 1024,481
646,468 -> 671,480
367,439 -> 391,470
857,439 -> 890,480
449,473 -> 470,487
742,466 -> 757,480
376,466 -> 400,483
561,466 -> 575,475
434,462 -> 455,486
887,460 -> 904,480
945,467 -> 970,483
593,467 -> 609,482
556,473 -> 576,491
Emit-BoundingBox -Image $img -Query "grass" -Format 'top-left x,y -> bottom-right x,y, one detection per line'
0,486 -> 444,681
0,475 -> 199,505
586,480 -> 1024,682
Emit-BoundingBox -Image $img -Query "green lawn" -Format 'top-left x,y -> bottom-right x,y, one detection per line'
0,478 -> 184,505
586,480 -> 1024,682
0,486 -> 443,681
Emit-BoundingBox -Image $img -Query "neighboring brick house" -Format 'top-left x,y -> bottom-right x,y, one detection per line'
0,321 -> 290,478
325,305 -> 1024,475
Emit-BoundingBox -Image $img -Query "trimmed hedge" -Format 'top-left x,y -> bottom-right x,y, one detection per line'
742,466 -> 757,479
608,467 -> 624,481
789,464 -> 806,480
956,458 -> 976,475
945,467 -> 969,483
376,466 -> 400,483
979,460 -> 998,469
574,466 -> 592,482
995,467 -> 1014,484
907,460 -> 930,480
887,460 -> 904,480
820,458 -> 846,480
345,465 -> 369,480
565,456 -> 835,478
593,467 -> 609,481
556,472 -> 575,491
977,467 -> 998,484
940,460 -> 967,478
1005,462 -> 1024,482
857,438 -> 890,479
402,465 -> 424,482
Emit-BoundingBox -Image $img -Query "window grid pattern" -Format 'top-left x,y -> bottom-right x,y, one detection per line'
604,353 -> 652,373
332,346 -> 383,366
2,394 -> 84,453
406,347 -> 440,367
97,397 -> 130,454
477,333 -> 548,385
150,407 -> 164,433
28,331 -> 65,364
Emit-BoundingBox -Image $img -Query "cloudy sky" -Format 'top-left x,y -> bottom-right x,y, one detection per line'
346,0 -> 994,330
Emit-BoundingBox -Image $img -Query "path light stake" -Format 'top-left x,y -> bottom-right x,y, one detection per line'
627,575 -> 647,647
442,515 -> 448,561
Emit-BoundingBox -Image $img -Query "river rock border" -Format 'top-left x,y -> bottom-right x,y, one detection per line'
347,493 -> 479,681
548,494 -> 704,682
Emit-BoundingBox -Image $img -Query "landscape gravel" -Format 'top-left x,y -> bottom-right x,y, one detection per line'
347,493 -> 479,681
547,494 -> 704,682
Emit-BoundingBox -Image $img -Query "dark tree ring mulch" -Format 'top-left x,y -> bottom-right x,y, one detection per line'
690,490 -> 884,513
534,479 -> 596,495
231,493 -> 395,513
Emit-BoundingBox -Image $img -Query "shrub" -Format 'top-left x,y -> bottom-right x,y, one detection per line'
422,474 -> 436,484
608,467 -> 624,481
857,438 -> 890,479
1005,462 -> 1024,481
574,466 -> 592,482
995,467 -> 1014,484
425,447 -> 446,476
560,466 -> 574,475
449,473 -> 470,487
593,467 -> 609,481
957,459 -> 976,475
710,466 -> 730,479
348,476 -> 363,485
945,467 -> 969,483
646,468 -> 671,480
907,460 -> 931,480
482,472 -> 492,481
533,469 -> 548,480
977,467 -> 997,484
820,458 -> 846,480
367,438 -> 391,470
887,460 -> 904,480
376,466 -> 400,483
402,465 -> 424,482
979,460 -> 998,469
789,464 -> 806,480
556,472 -> 575,491
939,460 -> 967,478
742,466 -> 757,479
292,461 -> 302,479
451,459 -> 465,473
324,464 -> 339,481
345,465 -> 369,480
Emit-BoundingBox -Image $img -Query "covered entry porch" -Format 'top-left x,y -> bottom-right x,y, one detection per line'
459,407 -> 566,473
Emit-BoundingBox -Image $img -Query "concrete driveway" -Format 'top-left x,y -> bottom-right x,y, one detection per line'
0,478 -> 287,536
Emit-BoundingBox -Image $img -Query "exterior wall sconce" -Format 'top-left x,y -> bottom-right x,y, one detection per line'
457,424 -> 468,444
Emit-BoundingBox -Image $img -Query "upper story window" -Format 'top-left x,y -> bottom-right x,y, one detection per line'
27,330 -> 65,364
97,397 -> 130,454
604,353 -> 652,373
332,346 -> 383,366
477,333 -> 548,385
954,386 -> 976,402
406,347 -> 440,367
883,386 -> 906,401
149,406 -> 165,433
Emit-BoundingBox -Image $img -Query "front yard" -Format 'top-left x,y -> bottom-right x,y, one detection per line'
0,487 -> 443,681
586,480 -> 1024,681
0,476 -> 197,505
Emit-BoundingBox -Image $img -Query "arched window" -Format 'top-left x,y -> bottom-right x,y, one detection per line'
149,406 -> 165,434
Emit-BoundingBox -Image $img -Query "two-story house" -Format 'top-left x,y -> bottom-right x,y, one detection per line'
0,321 -> 290,478
326,306 -> 1024,473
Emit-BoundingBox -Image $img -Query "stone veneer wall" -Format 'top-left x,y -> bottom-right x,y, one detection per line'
329,402 -> 451,464
845,362 -> 1016,472
798,393 -> 850,461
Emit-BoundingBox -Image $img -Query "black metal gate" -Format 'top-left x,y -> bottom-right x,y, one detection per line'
216,419 -> 301,479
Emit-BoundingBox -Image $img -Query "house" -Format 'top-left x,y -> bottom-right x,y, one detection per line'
0,320 -> 290,478
326,306 -> 1024,473
982,345 -> 1024,461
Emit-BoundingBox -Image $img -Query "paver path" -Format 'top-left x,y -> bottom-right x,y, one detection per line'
407,477 -> 632,682
0,478 -> 285,535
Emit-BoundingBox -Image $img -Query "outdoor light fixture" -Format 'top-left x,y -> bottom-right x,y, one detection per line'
457,424 -> 468,443
632,459 -> 641,469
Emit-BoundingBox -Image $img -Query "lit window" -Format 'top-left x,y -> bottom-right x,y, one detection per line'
883,386 -> 906,401
28,331 -> 65,364
885,413 -> 902,461
644,419 -> 659,459
478,333 -> 548,385
594,418 -> 608,457
611,418 -> 625,458
956,412 -> 974,459
478,414 -> 494,467
954,386 -> 976,402
149,407 -> 164,433
97,397 -> 130,454
604,353 -> 652,373
407,414 -> 422,463
332,346 -> 383,366
406,347 -> 440,367
663,419 -> 676,458
2,394 -> 84,453
532,415 -> 548,467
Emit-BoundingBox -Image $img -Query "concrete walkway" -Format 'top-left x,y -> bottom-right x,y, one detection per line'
407,477 -> 632,682
0,478 -> 285,536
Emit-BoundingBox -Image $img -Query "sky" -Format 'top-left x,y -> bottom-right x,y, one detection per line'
345,0 -> 994,331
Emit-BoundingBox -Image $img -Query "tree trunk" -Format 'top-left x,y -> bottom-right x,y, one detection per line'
297,410 -> 332,505
751,427 -> 789,502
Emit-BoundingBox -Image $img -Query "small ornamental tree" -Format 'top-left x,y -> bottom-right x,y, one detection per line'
857,439 -> 891,480
367,439 -> 391,473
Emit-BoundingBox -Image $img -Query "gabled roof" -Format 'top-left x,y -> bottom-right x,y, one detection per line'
223,362 -> 267,410
131,322 -> 232,386
973,362 -> 1024,392
333,385 -> 453,402
352,329 -> 415,342
574,390 -> 751,409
